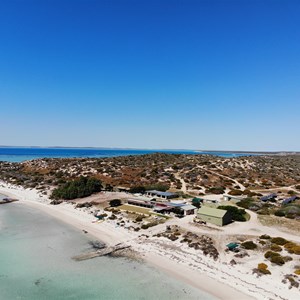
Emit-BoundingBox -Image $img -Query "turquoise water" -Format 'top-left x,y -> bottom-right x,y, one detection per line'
0,201 -> 216,300
0,147 -> 258,162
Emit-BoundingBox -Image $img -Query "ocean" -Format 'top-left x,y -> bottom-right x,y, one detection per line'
0,200 -> 216,300
0,147 -> 258,163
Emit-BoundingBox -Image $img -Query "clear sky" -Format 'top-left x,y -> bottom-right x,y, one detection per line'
0,0 -> 299,151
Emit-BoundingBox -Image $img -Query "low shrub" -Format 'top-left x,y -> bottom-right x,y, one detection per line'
270,255 -> 285,265
284,242 -> 300,255
257,208 -> 270,215
271,237 -> 288,246
274,210 -> 285,217
260,234 -> 271,240
236,199 -> 253,209
270,244 -> 282,252
241,241 -> 257,250
109,214 -> 117,220
228,189 -> 243,196
294,269 -> 300,276
257,263 -> 271,275
141,221 -> 158,230
283,256 -> 293,262
264,251 -> 280,259
206,186 -> 225,194
135,215 -> 144,222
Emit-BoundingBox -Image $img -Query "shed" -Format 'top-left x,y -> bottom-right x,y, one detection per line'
145,190 -> 178,199
197,206 -> 232,226
282,196 -> 298,205
260,193 -> 277,202
180,204 -> 197,216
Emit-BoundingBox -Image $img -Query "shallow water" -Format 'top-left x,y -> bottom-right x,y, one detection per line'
0,201 -> 216,300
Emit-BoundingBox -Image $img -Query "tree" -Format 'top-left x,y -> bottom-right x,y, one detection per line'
50,176 -> 102,200
218,205 -> 246,222
129,186 -> 146,194
109,199 -> 121,207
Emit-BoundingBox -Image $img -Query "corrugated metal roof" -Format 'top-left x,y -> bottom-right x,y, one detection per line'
197,206 -> 227,218
181,204 -> 197,211
282,196 -> 297,205
261,193 -> 277,201
146,190 -> 177,197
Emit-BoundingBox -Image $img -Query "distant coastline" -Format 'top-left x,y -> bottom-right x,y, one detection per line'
0,146 -> 265,163
0,145 -> 299,154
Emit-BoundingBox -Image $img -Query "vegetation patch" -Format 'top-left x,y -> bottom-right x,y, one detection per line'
236,198 -> 256,209
260,234 -> 271,240
264,251 -> 286,265
255,263 -> 271,275
284,242 -> 300,255
294,269 -> 300,276
270,244 -> 282,252
275,205 -> 300,219
218,205 -> 246,222
228,189 -> 243,196
141,221 -> 159,229
271,237 -> 288,246
51,176 -> 102,200
206,186 -> 225,194
265,251 -> 280,259
109,199 -> 122,207
241,241 -> 257,250
270,255 -> 285,266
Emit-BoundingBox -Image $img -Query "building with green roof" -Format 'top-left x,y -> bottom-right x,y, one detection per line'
197,206 -> 232,226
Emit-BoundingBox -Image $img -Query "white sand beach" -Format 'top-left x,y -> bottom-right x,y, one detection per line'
1,181 -> 300,300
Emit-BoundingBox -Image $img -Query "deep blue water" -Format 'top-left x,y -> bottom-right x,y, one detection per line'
0,147 -> 258,162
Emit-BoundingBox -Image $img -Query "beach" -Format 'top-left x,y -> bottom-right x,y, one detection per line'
1,181 -> 300,300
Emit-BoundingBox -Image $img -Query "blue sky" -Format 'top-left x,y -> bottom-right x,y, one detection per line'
0,0 -> 299,151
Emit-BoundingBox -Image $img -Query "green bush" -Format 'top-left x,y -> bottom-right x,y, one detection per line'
264,251 -> 280,259
274,210 -> 285,217
270,255 -> 285,265
109,199 -> 122,207
241,241 -> 257,250
260,234 -> 271,239
135,215 -> 145,222
51,176 -> 102,200
236,199 -> 253,209
129,186 -> 146,193
271,237 -> 288,246
109,214 -> 117,220
206,186 -> 225,194
218,205 -> 246,222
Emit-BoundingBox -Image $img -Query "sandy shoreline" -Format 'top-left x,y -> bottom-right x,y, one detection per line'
1,182 -> 299,300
